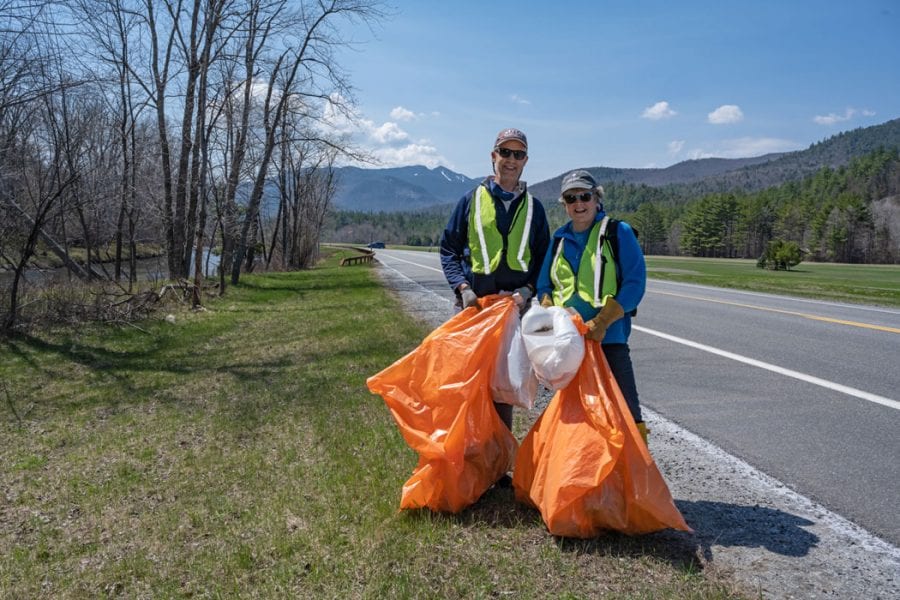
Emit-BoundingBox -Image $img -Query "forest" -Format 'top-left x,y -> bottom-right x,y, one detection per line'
323,147 -> 900,265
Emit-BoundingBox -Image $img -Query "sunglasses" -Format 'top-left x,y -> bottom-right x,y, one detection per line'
495,147 -> 527,160
563,192 -> 594,204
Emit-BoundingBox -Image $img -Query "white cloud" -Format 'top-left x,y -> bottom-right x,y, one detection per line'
813,107 -> 875,125
511,94 -> 531,105
688,137 -> 799,160
321,93 -> 359,134
668,140 -> 685,155
687,148 -> 716,160
371,143 -> 450,169
642,101 -> 677,120
370,122 -> 409,144
321,94 -> 452,169
390,106 -> 416,121
708,105 -> 744,125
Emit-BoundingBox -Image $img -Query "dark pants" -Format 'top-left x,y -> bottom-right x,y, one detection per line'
602,343 -> 643,423
493,401 -> 513,431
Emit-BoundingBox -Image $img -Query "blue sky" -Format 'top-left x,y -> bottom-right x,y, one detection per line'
331,0 -> 900,183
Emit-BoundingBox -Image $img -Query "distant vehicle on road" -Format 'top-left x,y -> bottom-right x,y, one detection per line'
367,241 -> 385,249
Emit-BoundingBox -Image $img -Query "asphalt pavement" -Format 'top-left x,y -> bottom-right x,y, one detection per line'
370,248 -> 900,600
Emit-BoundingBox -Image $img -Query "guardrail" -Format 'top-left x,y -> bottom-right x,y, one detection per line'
340,248 -> 376,267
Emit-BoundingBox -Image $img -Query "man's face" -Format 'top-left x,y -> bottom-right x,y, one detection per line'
491,140 -> 528,182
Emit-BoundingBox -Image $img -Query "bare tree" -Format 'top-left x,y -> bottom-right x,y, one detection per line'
1,1 -> 92,329
229,0 -> 385,285
2,0 -> 386,329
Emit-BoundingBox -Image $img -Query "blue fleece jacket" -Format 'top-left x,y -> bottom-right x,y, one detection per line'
536,212 -> 646,344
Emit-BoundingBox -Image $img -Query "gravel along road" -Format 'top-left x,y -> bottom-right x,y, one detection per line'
373,261 -> 900,600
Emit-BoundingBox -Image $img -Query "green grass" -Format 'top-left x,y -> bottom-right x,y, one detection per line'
0,250 -> 745,599
646,255 -> 900,307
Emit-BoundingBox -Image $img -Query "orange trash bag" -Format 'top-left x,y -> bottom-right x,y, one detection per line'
513,339 -> 691,537
366,295 -> 519,513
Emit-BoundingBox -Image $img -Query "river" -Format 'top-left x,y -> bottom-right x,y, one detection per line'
0,251 -> 220,290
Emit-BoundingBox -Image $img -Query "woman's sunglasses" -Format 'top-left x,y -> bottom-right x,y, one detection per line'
495,147 -> 527,160
563,192 -> 594,204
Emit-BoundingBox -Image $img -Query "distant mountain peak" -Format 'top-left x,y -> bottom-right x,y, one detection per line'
330,165 -> 478,212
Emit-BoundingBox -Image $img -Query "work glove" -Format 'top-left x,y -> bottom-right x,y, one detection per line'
511,285 -> 532,306
585,297 -> 625,342
460,286 -> 478,309
539,294 -> 553,308
636,422 -> 650,445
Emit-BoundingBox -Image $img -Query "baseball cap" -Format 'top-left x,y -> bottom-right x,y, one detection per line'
560,169 -> 597,194
493,128 -> 528,150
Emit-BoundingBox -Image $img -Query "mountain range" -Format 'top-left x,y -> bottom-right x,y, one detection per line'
330,165 -> 478,213
330,117 -> 900,213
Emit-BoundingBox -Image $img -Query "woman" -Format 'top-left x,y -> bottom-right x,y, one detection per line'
535,169 -> 649,442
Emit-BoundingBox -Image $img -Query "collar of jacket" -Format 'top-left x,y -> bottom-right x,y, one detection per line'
558,210 -> 607,241
483,176 -> 527,201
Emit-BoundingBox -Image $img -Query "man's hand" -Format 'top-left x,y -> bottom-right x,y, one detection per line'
539,294 -> 553,308
460,286 -> 478,309
511,285 -> 532,306
585,298 -> 625,342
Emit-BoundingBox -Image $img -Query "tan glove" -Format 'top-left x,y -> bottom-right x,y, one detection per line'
585,297 -> 625,342
539,294 -> 553,308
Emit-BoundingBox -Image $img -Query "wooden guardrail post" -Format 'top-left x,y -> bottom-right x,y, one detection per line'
340,249 -> 375,266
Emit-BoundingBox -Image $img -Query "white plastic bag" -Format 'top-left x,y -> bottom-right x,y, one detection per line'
491,310 -> 538,409
521,301 -> 584,390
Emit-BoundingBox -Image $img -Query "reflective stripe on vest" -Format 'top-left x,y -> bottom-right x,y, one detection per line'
550,216 -> 618,308
468,185 -> 533,274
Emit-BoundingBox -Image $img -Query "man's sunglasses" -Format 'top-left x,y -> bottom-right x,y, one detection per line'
495,147 -> 527,160
563,192 -> 594,204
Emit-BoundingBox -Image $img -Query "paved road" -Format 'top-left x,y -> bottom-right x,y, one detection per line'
372,248 -> 900,547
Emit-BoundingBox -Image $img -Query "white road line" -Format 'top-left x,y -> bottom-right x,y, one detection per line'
378,253 -> 444,274
634,325 -> 900,411
376,259 -> 455,307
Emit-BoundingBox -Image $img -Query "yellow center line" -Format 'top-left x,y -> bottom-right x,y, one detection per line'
652,290 -> 900,334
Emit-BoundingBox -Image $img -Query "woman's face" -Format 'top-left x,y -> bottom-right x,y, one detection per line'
563,188 -> 598,232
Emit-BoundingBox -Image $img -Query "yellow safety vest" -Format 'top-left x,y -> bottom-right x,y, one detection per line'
467,185 -> 533,274
550,216 -> 618,308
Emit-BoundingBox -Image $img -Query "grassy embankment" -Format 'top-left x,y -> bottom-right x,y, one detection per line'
0,249 -> 745,598
646,256 -> 900,308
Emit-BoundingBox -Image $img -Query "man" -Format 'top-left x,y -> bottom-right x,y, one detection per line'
439,128 -> 551,433
536,169 -> 649,443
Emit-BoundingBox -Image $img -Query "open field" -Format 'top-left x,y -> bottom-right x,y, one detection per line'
646,256 -> 900,308
0,249 -> 744,598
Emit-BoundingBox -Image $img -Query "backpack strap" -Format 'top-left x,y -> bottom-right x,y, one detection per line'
605,218 -> 638,317
605,218 -> 622,290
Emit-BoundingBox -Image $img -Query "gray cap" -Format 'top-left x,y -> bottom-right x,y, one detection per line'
559,170 -> 604,204
560,169 -> 596,194
494,127 -> 528,150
